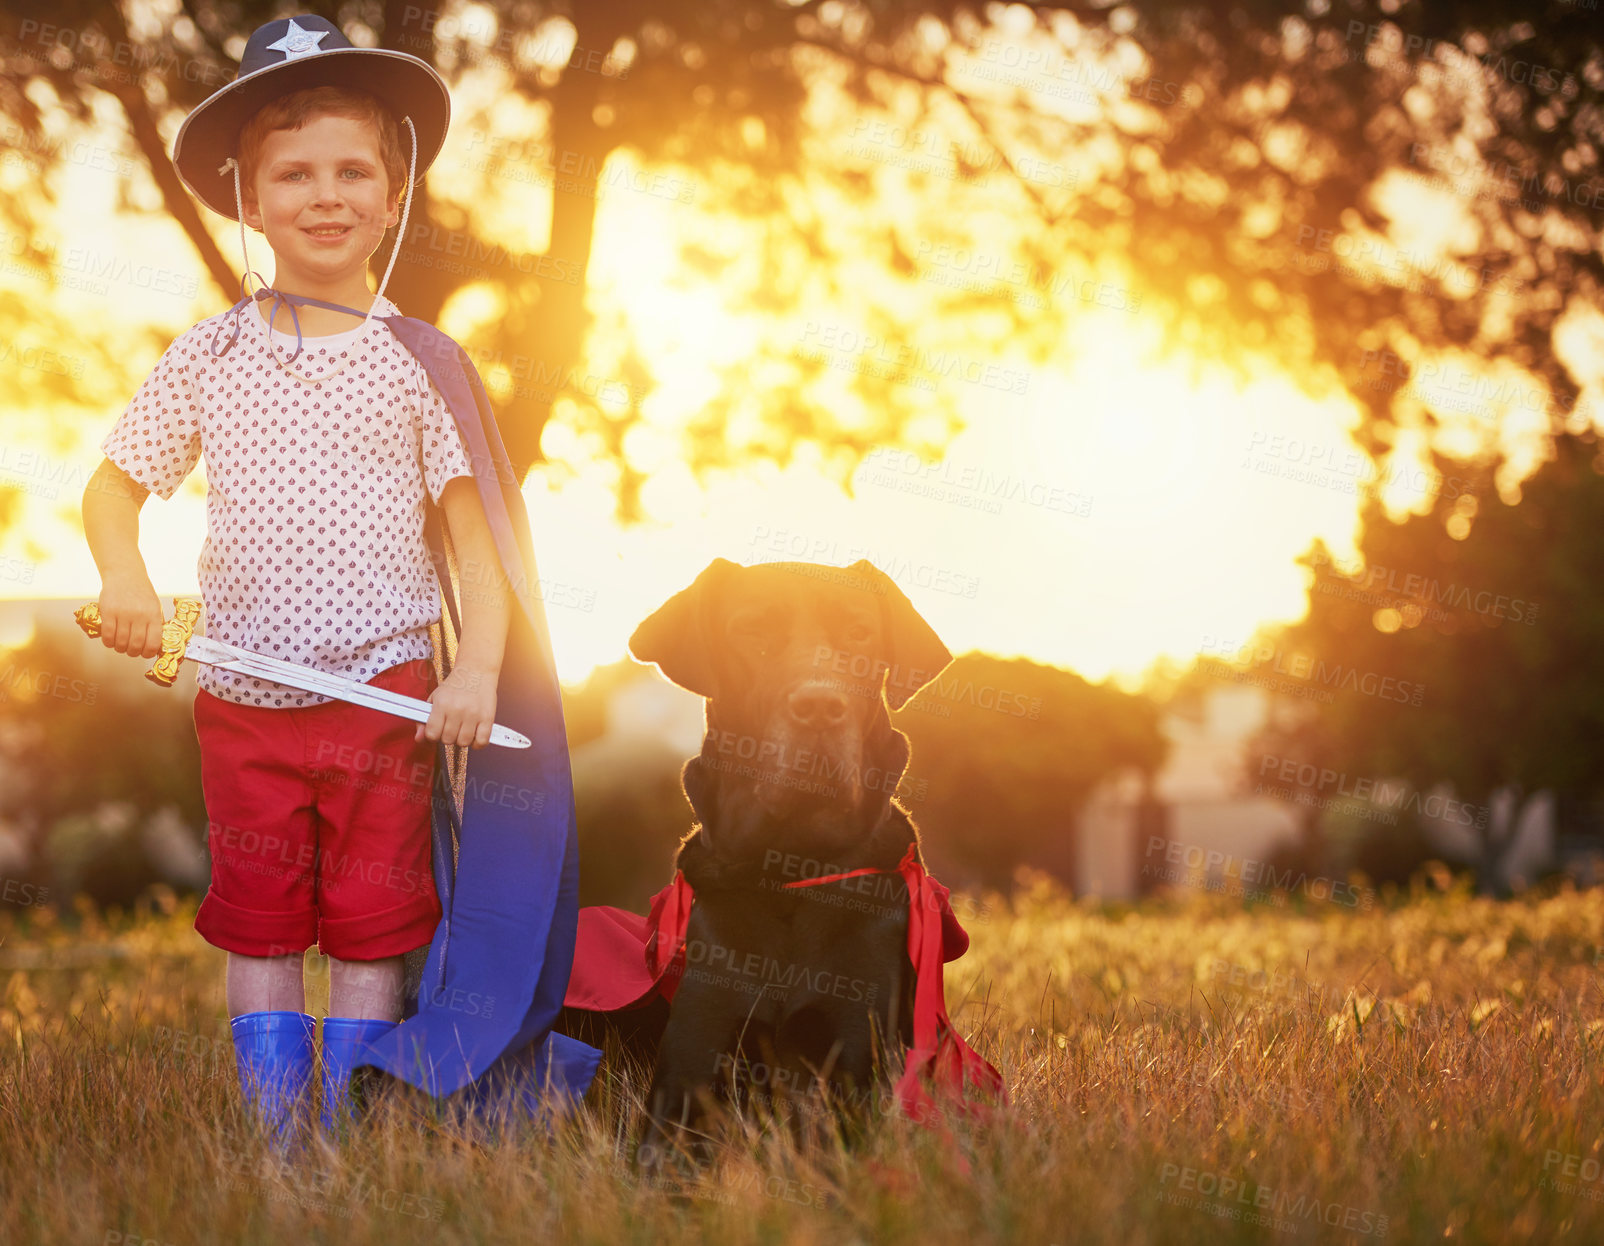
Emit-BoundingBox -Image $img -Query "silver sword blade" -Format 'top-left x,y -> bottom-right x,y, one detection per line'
184,636 -> 531,749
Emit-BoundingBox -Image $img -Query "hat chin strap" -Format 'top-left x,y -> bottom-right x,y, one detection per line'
214,115 -> 419,383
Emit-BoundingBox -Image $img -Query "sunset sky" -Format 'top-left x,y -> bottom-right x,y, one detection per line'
1,8 -> 1576,690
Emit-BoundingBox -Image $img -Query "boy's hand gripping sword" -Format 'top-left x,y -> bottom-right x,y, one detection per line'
72,595 -> 531,749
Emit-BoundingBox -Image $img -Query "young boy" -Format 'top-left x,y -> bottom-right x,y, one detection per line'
81,14 -> 595,1140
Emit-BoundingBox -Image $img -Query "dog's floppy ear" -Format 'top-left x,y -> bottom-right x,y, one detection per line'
846,558 -> 952,711
629,558 -> 741,698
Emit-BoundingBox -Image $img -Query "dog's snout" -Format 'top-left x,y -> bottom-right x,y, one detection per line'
786,681 -> 851,730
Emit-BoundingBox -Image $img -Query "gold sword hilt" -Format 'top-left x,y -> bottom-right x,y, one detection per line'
74,596 -> 203,687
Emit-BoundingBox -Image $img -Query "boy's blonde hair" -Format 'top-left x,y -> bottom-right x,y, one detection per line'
237,85 -> 408,206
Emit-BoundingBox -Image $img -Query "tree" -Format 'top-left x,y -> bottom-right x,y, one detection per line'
1246,430 -> 1604,891
0,620 -> 207,905
4,0 -> 1597,523
899,653 -> 1167,890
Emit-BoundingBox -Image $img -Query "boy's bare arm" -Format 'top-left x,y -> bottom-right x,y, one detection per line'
424,476 -> 513,749
82,458 -> 166,658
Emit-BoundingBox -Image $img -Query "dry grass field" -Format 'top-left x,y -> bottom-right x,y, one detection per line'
2,871 -> 1601,1245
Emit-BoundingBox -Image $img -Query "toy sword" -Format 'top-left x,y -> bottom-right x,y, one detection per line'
73,596 -> 531,749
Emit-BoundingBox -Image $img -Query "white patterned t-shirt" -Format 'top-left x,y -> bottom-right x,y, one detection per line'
100,293 -> 476,707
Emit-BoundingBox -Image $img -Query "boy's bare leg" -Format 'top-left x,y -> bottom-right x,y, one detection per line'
226,951 -> 306,1015
328,955 -> 404,1021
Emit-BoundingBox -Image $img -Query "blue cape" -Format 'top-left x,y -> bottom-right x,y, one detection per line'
211,288 -> 603,1121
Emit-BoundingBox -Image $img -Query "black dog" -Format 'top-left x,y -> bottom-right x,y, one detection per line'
623,557 -> 952,1158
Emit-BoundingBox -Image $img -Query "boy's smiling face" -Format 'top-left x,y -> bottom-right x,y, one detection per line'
241,112 -> 399,293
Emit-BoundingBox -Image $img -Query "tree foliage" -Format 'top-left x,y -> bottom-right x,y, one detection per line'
4,0 -> 1597,518
1246,432 -> 1604,887
900,653 -> 1167,890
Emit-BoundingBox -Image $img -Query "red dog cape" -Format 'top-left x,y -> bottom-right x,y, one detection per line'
563,843 -> 1006,1120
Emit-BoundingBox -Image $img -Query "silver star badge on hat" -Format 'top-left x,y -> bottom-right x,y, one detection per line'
266,18 -> 329,60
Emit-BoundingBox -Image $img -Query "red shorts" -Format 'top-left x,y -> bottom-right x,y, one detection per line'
192,658 -> 443,960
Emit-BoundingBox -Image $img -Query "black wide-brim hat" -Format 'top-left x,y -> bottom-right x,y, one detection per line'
172,14 -> 449,221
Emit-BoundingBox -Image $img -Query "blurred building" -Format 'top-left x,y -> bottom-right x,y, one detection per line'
1076,682 -> 1578,899
1078,684 -> 1299,901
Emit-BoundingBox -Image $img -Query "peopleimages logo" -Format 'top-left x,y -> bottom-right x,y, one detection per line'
1256,755 -> 1491,829
1310,550 -> 1539,625
1155,1162 -> 1389,1237
856,446 -> 1093,518
1142,836 -> 1375,910
679,938 -> 879,1005
1200,636 -> 1424,708
1542,1150 -> 1604,1203
0,661 -> 97,705
797,320 -> 1032,394
1242,430 -> 1476,503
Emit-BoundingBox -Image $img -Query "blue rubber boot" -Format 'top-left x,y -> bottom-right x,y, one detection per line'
320,1016 -> 398,1134
230,1010 -> 316,1147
